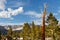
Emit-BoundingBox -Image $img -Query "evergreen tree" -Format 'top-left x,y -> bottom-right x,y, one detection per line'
20,31 -> 23,37
7,26 -> 13,40
23,23 -> 31,40
45,26 -> 52,37
39,26 -> 42,39
46,12 -> 58,26
30,21 -> 35,40
35,26 -> 40,40
1,35 -> 6,40
46,12 -> 58,40
7,26 -> 12,36
54,26 -> 60,40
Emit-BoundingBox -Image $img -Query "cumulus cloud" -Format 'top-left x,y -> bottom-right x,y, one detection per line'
0,0 -> 7,10
24,11 -> 42,18
8,7 -> 23,16
0,7 -> 23,19
0,0 -> 24,19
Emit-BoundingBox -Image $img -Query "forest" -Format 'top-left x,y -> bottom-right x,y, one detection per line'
0,12 -> 60,40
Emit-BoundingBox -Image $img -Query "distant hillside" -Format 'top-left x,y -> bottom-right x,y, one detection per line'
0,26 -> 7,35
0,25 -> 23,35
0,25 -> 40,35
4,25 -> 23,31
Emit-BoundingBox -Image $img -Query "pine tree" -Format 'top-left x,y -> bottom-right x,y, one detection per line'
7,26 -> 13,40
35,26 -> 40,40
23,23 -> 31,40
46,12 -> 58,40
30,21 -> 35,40
7,26 -> 12,36
46,12 -> 58,26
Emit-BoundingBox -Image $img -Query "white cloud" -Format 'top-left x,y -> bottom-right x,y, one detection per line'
0,0 -> 7,10
33,19 -> 42,25
0,22 -> 24,25
24,11 -> 48,25
24,11 -> 42,18
8,7 -> 23,16
0,7 -> 23,19
0,0 -> 24,19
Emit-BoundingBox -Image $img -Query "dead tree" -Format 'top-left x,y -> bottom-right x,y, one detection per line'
42,4 -> 46,40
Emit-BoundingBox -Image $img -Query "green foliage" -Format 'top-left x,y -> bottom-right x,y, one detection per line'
20,31 -> 23,37
7,26 -> 13,36
35,26 -> 40,40
45,26 -> 52,37
0,13 -> 60,40
23,23 -> 31,40
46,12 -> 58,26
7,26 -> 13,40
1,35 -> 6,40
30,21 -> 35,40
46,12 -> 59,40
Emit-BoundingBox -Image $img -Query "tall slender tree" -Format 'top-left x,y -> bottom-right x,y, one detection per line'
35,26 -> 40,40
7,26 -> 13,40
46,13 -> 58,40
23,23 -> 31,40
30,21 -> 35,40
42,4 -> 46,40
7,26 -> 13,36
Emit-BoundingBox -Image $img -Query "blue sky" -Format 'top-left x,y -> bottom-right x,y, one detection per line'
0,0 -> 60,25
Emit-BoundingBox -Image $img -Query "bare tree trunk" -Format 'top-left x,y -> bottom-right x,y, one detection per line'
42,15 -> 45,40
42,4 -> 46,40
